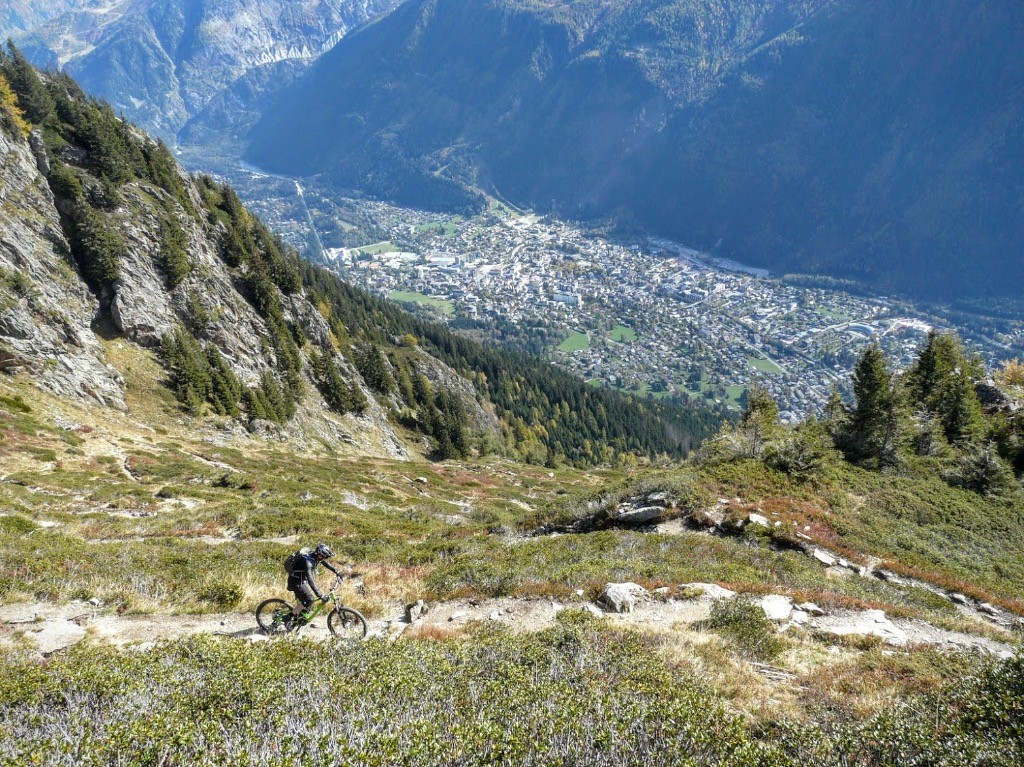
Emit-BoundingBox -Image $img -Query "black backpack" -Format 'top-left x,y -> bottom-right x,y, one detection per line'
283,547 -> 312,576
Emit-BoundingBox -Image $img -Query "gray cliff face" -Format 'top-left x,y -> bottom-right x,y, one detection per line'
17,0 -> 402,140
0,126 -> 124,407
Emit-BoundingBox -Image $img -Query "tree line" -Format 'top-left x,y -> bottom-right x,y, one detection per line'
715,330 -> 1024,495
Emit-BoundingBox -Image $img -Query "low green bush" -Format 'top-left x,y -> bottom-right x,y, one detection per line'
0,628 -> 1020,766
198,581 -> 243,609
705,597 -> 784,661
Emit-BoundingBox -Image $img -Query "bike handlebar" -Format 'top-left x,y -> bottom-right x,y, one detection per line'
326,572 -> 363,592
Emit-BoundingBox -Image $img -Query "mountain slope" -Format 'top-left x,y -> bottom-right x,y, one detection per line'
247,0 -> 1024,302
0,0 -> 90,39
17,0 -> 402,139
0,51 -> 723,465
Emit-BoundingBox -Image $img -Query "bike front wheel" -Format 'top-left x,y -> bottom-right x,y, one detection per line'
327,607 -> 368,641
256,598 -> 295,635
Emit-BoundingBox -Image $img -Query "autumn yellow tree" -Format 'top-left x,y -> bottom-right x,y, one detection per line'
0,74 -> 29,137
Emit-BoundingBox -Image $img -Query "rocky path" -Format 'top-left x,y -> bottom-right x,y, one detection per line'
1,583 -> 1016,659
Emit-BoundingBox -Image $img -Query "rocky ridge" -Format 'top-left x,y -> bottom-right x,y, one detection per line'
17,0 -> 402,139
0,126 -> 124,407
0,88 -> 498,459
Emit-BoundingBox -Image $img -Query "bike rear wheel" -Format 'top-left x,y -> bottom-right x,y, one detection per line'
327,607 -> 368,641
256,598 -> 295,635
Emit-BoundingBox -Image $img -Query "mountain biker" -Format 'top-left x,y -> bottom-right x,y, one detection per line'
288,543 -> 340,621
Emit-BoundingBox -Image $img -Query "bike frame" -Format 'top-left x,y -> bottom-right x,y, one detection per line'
298,574 -> 348,619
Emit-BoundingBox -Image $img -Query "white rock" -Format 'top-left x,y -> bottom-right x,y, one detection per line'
810,609 -> 908,646
790,609 -> 809,625
448,612 -> 467,622
612,504 -> 666,524
797,602 -> 826,617
748,513 -> 770,527
489,611 -> 501,621
680,583 -> 736,600
405,600 -> 427,623
813,549 -> 837,566
598,582 -> 648,613
759,595 -> 794,622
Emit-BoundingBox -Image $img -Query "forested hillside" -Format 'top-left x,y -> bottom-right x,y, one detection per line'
0,44 -> 723,465
248,0 -> 1024,302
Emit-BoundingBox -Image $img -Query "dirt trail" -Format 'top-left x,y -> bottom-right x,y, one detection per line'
1,592 -> 1016,659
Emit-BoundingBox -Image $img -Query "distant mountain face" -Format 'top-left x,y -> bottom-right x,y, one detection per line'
247,0 -> 1024,302
17,0 -> 402,139
0,0 -> 91,39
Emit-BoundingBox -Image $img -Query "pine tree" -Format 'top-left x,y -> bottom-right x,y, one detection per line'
845,344 -> 903,466
312,350 -> 367,415
938,366 -> 985,444
905,331 -> 985,447
205,346 -> 242,417
70,204 -> 125,291
1,43 -> 53,124
355,343 -> 395,394
738,385 -> 779,458
161,329 -> 212,415
158,215 -> 191,288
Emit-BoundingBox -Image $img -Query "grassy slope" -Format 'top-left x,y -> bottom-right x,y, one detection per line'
4,356 -> 1023,632
3,345 -> 1023,764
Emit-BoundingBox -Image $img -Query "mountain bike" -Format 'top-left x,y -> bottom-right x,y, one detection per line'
255,574 -> 368,640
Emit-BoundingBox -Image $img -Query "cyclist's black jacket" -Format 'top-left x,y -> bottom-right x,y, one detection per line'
287,553 -> 339,599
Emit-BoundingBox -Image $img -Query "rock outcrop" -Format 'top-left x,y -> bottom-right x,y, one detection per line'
0,105 -> 481,460
0,126 -> 124,407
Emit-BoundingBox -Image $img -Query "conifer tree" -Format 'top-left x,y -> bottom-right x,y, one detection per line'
1,43 -> 53,124
845,344 -> 904,466
738,385 -> 779,458
938,366 -> 986,444
158,215 -> 191,288
356,343 -> 395,394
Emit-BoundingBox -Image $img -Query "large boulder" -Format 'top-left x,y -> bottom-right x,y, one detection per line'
597,582 -> 648,613
759,595 -> 794,622
611,504 -> 666,525
25,619 -> 87,655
